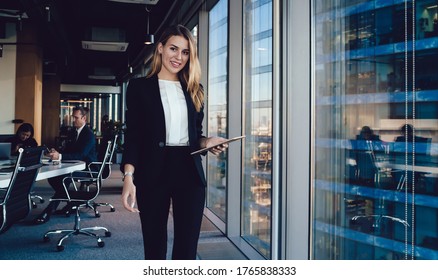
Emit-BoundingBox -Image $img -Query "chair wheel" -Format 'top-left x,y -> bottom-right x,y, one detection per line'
32,203 -> 37,209
95,212 -> 101,218
57,245 -> 64,251
43,236 -> 50,242
98,241 -> 105,247
40,198 -> 45,203
110,208 -> 115,212
105,231 -> 111,237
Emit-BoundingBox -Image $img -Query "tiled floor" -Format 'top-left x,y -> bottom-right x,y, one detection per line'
197,217 -> 247,260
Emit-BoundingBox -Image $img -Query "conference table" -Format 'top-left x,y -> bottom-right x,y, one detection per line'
0,160 -> 86,189
375,161 -> 438,174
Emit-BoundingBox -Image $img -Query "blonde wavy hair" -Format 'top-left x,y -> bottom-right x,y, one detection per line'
147,24 -> 204,112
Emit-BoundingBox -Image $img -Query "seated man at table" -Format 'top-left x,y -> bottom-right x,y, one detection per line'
34,106 -> 97,225
392,124 -> 431,190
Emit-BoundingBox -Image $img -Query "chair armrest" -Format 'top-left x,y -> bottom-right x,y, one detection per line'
88,161 -> 103,168
60,175 -> 99,199
88,161 -> 110,168
64,175 -> 98,184
88,161 -> 111,170
70,170 -> 98,178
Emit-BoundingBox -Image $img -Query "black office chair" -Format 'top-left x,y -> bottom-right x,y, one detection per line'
73,134 -> 118,217
0,146 -> 45,234
43,140 -> 113,251
30,193 -> 45,208
87,134 -> 118,216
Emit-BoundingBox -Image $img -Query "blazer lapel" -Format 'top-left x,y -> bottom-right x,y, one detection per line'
148,76 -> 166,140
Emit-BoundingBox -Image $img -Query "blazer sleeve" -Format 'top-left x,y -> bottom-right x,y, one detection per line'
196,105 -> 206,147
120,78 -> 142,172
27,138 -> 38,148
62,127 -> 96,163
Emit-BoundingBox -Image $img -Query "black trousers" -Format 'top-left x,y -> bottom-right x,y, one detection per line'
136,146 -> 205,260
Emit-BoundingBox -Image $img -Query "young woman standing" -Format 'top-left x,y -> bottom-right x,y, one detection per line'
121,25 -> 227,260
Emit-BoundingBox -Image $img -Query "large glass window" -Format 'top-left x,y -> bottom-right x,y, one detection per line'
242,0 -> 273,259
206,0 -> 228,221
312,0 -> 438,259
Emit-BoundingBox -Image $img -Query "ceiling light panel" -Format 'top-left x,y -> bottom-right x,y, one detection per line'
81,41 -> 129,52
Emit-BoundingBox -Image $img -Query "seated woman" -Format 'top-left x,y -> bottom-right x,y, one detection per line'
7,123 -> 38,155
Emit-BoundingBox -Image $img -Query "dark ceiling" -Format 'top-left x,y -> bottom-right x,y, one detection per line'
0,0 -> 187,86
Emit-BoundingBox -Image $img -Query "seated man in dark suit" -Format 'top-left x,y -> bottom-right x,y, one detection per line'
394,124 -> 429,143
394,124 -> 430,163
34,106 -> 97,225
393,124 -> 431,189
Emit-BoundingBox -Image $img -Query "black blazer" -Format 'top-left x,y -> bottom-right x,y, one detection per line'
121,75 -> 206,186
62,125 -> 97,165
7,136 -> 38,156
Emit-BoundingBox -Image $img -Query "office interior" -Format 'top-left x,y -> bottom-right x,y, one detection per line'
1,0 -> 437,260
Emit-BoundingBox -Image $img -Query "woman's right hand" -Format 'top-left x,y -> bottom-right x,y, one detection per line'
121,177 -> 139,213
14,143 -> 23,153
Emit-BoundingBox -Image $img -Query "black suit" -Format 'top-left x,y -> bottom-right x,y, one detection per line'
121,75 -> 206,186
61,125 -> 97,165
7,136 -> 38,156
393,134 -> 431,187
121,75 -> 206,259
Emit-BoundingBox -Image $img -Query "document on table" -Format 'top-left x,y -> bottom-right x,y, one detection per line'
190,135 -> 246,155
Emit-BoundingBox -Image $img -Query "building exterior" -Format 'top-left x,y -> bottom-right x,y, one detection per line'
312,0 -> 438,259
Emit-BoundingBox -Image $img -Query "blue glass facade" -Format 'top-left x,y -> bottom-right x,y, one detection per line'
313,0 -> 438,259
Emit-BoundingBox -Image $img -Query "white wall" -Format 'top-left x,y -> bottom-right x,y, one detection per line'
0,22 -> 17,134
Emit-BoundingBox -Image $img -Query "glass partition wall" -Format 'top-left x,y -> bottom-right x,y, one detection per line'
242,0 -> 273,259
59,92 -> 122,155
206,0 -> 229,221
60,93 -> 121,134
312,0 -> 438,259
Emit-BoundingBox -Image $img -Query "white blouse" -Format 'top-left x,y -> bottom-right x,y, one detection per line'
158,79 -> 189,146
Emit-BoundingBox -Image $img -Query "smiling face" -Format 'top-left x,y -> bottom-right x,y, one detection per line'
157,35 -> 190,80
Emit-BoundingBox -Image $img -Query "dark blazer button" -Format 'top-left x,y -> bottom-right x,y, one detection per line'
158,142 -> 165,147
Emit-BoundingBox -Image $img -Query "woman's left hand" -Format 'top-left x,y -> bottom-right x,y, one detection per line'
202,137 -> 229,155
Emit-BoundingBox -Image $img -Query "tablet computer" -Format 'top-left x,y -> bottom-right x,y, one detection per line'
191,135 -> 245,155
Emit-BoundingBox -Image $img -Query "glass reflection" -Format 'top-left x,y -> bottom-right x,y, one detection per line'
313,0 -> 438,259
242,0 -> 273,259
207,0 -> 228,221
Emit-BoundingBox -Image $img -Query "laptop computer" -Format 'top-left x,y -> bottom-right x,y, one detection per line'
0,142 -> 12,160
0,143 -> 16,173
